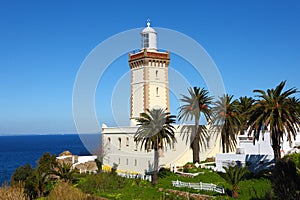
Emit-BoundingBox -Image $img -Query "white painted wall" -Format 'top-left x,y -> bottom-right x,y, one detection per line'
148,67 -> 165,81
215,132 -> 300,172
102,125 -> 222,174
131,84 -> 144,118
147,66 -> 168,110
77,156 -> 97,164
132,68 -> 144,83
148,83 -> 167,109
131,66 -> 144,123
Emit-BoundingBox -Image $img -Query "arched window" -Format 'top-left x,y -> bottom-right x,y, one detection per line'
126,158 -> 128,165
156,87 -> 159,96
155,70 -> 158,77
118,137 -> 121,150
118,158 -> 121,164
126,137 -> 129,147
134,141 -> 138,151
134,159 -> 137,166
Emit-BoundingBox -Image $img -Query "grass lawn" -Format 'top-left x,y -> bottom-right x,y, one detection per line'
77,168 -> 272,199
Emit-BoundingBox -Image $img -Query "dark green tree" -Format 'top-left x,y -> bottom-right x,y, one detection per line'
36,152 -> 58,174
24,168 -> 50,199
134,108 -> 176,185
248,81 -> 300,161
22,153 -> 58,199
178,87 -> 212,163
271,159 -> 300,199
11,163 -> 34,185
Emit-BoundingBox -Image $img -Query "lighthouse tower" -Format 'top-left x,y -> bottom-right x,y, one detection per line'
129,20 -> 170,126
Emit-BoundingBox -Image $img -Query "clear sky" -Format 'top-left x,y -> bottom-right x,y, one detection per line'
1,0 -> 299,135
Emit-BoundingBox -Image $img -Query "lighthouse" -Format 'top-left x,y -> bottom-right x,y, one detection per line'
128,20 -> 170,126
102,21 -> 223,175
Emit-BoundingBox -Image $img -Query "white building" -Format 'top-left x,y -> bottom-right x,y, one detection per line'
215,132 -> 300,172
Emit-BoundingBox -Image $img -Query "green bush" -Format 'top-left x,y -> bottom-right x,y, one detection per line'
283,153 -> 300,169
158,168 -> 173,178
78,172 -> 128,194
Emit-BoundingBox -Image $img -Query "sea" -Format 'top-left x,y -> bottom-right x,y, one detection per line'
0,134 -> 101,185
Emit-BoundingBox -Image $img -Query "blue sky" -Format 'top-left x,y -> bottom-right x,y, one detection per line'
0,1 -> 299,135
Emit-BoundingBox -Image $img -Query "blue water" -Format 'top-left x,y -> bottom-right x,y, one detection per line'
0,134 -> 101,185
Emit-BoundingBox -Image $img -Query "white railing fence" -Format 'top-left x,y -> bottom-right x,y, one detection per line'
172,180 -> 225,194
117,172 -> 152,181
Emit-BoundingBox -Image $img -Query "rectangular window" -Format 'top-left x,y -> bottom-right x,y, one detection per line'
126,137 -> 129,147
141,33 -> 149,48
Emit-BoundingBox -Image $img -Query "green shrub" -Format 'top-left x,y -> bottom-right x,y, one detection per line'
158,168 -> 173,178
78,172 -> 128,194
283,153 -> 300,169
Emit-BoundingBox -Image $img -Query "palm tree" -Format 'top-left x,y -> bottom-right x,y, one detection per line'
248,81 -> 300,161
211,94 -> 241,153
25,169 -> 49,199
24,153 -> 58,199
178,87 -> 212,163
236,96 -> 255,135
52,162 -> 77,182
134,108 -> 176,185
219,165 -> 249,198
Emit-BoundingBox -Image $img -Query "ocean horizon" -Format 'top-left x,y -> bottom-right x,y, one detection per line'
0,134 -> 101,185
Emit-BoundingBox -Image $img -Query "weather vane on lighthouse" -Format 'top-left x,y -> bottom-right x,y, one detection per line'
147,18 -> 151,27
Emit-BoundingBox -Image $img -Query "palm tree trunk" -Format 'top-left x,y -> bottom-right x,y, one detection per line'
232,186 -> 239,198
152,148 -> 159,186
192,118 -> 200,163
272,144 -> 281,161
221,129 -> 226,153
272,133 -> 281,161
